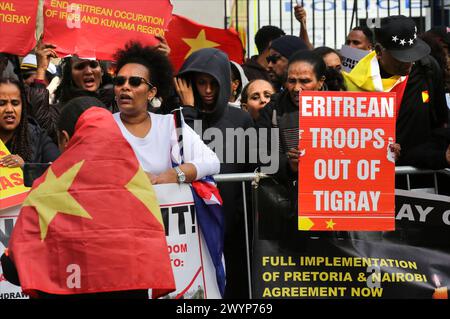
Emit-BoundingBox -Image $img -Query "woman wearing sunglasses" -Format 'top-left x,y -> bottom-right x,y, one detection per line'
112,42 -> 219,185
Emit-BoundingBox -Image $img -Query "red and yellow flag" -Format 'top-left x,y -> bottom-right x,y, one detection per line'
8,107 -> 174,297
166,14 -> 244,72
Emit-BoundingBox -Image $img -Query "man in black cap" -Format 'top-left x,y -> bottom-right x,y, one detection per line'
266,35 -> 309,91
372,16 -> 450,192
376,16 -> 449,170
374,15 -> 430,76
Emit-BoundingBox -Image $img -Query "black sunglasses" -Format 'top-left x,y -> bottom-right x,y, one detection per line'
113,75 -> 153,88
266,54 -> 282,64
72,60 -> 100,71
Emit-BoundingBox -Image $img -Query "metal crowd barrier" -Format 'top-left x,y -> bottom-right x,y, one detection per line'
212,166 -> 450,299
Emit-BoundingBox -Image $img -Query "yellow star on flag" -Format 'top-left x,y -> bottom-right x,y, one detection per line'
23,161 -> 92,241
326,219 -> 336,230
125,165 -> 163,226
182,29 -> 220,59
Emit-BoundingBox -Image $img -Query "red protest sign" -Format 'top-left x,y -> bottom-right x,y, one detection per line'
43,0 -> 173,60
298,91 -> 396,231
0,0 -> 38,55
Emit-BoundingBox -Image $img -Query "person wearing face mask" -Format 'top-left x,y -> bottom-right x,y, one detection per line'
173,48 -> 254,299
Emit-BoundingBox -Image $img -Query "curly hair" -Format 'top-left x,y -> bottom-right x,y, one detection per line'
0,77 -> 32,162
114,41 -> 175,109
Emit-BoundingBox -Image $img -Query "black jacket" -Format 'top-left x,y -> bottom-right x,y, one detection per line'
5,118 -> 60,164
27,118 -> 60,163
177,48 -> 254,298
25,83 -> 116,144
242,56 -> 271,82
396,55 -> 449,169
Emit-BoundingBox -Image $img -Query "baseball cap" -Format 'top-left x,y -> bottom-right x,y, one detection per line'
374,15 -> 430,63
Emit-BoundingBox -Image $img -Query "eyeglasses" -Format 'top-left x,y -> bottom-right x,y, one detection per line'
266,54 -> 282,64
72,60 -> 100,71
112,75 -> 153,88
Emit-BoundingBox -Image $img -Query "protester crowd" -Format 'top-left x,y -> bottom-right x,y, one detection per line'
1,3 -> 450,299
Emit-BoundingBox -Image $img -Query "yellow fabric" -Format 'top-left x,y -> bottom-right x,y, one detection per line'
343,51 -> 403,92
23,161 -> 92,241
0,139 -> 29,201
422,90 -> 430,103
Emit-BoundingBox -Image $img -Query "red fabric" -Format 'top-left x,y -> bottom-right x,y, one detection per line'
0,0 -> 38,55
42,0 -> 173,60
8,107 -> 175,297
166,14 -> 244,72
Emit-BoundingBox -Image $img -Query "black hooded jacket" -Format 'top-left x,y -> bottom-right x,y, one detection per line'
177,48 -> 254,173
177,48 -> 254,298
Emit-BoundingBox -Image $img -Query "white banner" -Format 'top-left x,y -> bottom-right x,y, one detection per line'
153,183 -> 221,299
0,205 -> 28,299
340,45 -> 370,73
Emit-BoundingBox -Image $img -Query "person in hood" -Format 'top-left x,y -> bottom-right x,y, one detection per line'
173,48 -> 255,299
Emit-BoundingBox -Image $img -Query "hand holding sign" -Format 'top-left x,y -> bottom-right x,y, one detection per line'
154,35 -> 171,56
